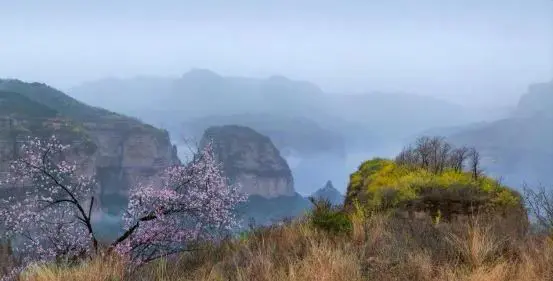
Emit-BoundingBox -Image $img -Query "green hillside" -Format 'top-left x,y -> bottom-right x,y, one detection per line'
0,79 -> 170,142
0,91 -> 59,119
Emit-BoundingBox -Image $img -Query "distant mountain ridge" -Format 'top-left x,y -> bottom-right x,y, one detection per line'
68,69 -> 507,194
68,68 -> 484,144
431,79 -> 553,188
515,80 -> 553,118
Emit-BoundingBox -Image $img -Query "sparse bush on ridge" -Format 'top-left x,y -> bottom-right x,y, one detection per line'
344,137 -> 526,232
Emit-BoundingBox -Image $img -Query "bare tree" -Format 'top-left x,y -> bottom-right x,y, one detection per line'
435,139 -> 451,174
415,136 -> 433,170
398,136 -> 472,174
395,145 -> 419,168
523,184 -> 553,232
468,147 -> 481,180
448,147 -> 469,172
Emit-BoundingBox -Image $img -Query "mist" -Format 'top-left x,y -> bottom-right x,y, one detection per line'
0,1 -> 552,252
1,0 -> 552,107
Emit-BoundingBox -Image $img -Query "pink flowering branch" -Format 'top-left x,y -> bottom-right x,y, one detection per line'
109,141 -> 246,264
0,135 -> 98,266
0,136 -> 246,270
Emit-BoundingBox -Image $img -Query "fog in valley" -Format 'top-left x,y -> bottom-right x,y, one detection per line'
1,0 -> 552,195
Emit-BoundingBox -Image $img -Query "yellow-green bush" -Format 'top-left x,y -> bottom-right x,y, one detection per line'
345,158 -> 523,219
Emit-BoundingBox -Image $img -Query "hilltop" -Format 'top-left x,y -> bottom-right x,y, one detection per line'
0,79 -> 179,216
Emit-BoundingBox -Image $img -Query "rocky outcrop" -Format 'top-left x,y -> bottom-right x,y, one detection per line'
200,125 -> 295,198
311,180 -> 344,206
0,81 -> 180,214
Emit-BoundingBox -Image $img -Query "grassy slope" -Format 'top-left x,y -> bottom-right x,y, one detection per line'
18,215 -> 553,281
0,91 -> 59,119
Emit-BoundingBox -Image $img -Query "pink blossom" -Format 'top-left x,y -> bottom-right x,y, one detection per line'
0,136 -> 246,273
113,141 -> 246,264
0,136 -> 97,269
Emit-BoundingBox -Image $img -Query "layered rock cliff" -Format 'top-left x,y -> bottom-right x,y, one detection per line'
0,80 -> 180,214
200,125 -> 295,198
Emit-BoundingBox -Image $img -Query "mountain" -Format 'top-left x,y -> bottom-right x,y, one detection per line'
68,69 -> 491,194
199,125 -> 310,226
0,79 -> 180,215
183,114 -> 346,158
310,180 -> 344,206
181,113 -> 352,194
515,80 -> 553,118
69,69 -> 479,142
443,80 -> 553,188
200,125 -> 295,198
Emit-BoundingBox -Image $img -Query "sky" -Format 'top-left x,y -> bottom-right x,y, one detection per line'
0,0 -> 552,107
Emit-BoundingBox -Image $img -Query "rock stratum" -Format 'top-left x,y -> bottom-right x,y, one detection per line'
0,79 -> 179,214
200,125 -> 295,198
199,125 -> 312,227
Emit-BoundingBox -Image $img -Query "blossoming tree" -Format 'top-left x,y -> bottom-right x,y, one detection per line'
0,135 -> 245,269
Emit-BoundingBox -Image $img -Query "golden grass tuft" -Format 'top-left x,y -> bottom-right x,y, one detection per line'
18,255 -> 125,281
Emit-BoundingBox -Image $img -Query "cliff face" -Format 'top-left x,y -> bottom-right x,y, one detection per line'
82,122 -> 180,213
200,125 -> 295,198
0,80 -> 180,214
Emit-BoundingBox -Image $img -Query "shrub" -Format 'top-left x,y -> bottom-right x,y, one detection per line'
308,197 -> 352,235
344,138 -> 524,224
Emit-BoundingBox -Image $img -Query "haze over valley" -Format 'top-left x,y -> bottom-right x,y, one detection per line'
65,70 -> 551,194
1,1 -> 553,279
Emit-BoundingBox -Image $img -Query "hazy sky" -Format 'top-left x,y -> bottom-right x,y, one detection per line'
1,0 -> 552,106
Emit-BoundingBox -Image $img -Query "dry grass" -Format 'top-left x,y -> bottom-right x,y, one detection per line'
18,255 -> 126,281
6,215 -> 553,281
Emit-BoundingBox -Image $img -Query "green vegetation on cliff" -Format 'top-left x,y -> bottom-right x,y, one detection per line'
0,91 -> 59,119
0,79 -> 170,141
345,137 -> 524,224
347,159 -> 520,209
